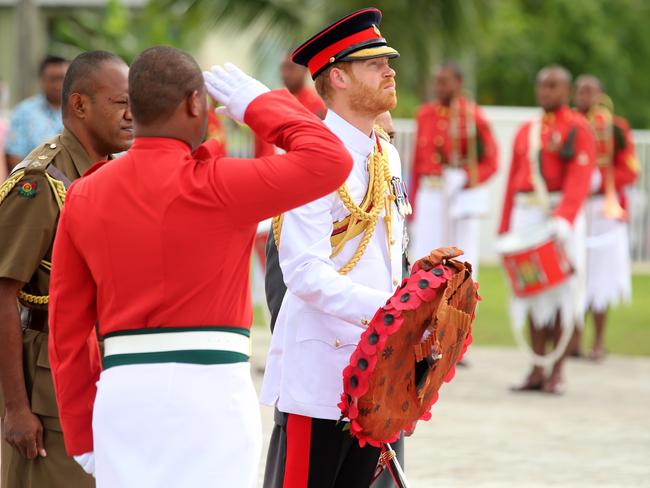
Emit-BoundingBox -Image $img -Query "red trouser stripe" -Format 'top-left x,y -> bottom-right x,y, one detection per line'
283,414 -> 312,488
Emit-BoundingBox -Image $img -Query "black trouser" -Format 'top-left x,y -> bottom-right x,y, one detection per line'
263,409 -> 381,488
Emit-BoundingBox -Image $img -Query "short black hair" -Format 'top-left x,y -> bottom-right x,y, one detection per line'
38,55 -> 69,76
129,46 -> 204,125
440,62 -> 464,81
537,64 -> 572,85
575,74 -> 604,92
61,51 -> 125,108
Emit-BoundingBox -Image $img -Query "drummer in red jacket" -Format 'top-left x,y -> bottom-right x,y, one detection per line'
498,65 -> 595,394
47,46 -> 352,487
254,54 -> 327,158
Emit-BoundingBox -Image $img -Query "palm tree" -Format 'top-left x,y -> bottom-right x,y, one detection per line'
51,0 -> 490,115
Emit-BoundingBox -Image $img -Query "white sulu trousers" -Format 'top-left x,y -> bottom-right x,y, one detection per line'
410,186 -> 481,280
585,195 -> 632,312
92,362 -> 262,488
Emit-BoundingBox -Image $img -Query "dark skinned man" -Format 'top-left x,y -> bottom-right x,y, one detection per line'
410,63 -> 498,280
5,56 -> 70,169
0,50 -> 132,488
47,46 -> 351,487
572,75 -> 639,361
499,65 -> 595,394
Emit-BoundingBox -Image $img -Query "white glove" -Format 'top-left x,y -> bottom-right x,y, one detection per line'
551,216 -> 572,245
74,451 -> 95,477
590,168 -> 602,193
443,168 -> 468,197
202,62 -> 270,124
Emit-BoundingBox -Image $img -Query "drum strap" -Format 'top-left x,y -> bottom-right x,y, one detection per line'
527,116 -> 551,213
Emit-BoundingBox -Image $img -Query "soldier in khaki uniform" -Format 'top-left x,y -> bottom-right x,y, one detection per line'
0,50 -> 132,487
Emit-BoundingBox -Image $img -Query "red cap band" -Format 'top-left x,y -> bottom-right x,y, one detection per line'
306,26 -> 381,77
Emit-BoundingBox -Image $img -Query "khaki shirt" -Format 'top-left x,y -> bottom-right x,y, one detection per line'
0,129 -> 93,307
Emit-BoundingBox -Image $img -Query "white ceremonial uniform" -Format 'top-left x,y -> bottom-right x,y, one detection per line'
409,171 -> 486,280
260,110 -> 405,421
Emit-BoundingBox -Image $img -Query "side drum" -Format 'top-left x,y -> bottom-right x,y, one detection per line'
495,223 -> 573,297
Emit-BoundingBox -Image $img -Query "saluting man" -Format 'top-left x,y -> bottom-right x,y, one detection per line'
409,63 -> 498,278
0,50 -> 132,488
260,8 -> 409,487
573,74 -> 640,361
47,46 -> 352,488
499,65 -> 595,394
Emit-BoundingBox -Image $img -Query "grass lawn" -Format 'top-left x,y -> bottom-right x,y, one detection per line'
254,265 -> 650,357
473,265 -> 650,356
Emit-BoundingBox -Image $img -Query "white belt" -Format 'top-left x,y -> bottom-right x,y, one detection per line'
419,175 -> 443,189
102,327 -> 251,368
514,191 -> 561,207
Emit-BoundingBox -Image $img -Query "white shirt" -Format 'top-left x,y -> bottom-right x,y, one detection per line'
260,109 -> 405,420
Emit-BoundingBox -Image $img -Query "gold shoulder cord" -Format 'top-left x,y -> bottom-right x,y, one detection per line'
0,167 -> 67,306
0,170 -> 26,202
273,136 -> 394,275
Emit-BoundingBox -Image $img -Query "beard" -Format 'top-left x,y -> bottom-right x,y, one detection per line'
348,76 -> 397,117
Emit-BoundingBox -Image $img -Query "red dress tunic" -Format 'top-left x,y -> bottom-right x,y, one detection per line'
47,90 -> 352,455
410,97 -> 498,217
499,105 -> 596,234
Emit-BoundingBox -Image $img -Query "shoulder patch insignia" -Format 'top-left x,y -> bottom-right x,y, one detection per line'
17,181 -> 38,198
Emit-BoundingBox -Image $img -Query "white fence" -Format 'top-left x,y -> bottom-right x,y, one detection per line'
225,107 -> 650,265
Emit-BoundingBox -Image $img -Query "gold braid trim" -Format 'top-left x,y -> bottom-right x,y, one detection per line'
337,143 -> 391,274
272,137 -> 394,275
272,214 -> 283,248
17,291 -> 49,305
17,261 -> 54,305
45,173 -> 67,210
0,170 -> 26,204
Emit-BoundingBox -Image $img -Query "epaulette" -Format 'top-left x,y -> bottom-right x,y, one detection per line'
0,142 -> 71,306
0,141 -> 70,212
23,142 -> 63,174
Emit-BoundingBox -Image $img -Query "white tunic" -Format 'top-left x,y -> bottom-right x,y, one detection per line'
260,110 -> 405,421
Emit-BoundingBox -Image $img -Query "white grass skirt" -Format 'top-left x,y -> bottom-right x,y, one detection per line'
509,201 -> 587,330
585,196 -> 632,313
409,187 -> 481,280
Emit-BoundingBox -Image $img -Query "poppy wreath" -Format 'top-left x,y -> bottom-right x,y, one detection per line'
339,246 -> 480,447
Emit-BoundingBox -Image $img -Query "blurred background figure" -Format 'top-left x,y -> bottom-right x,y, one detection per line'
499,65 -> 595,394
255,53 -> 326,158
409,63 -> 498,280
572,75 -> 640,361
375,110 -> 395,142
205,97 -> 228,158
5,56 -> 69,169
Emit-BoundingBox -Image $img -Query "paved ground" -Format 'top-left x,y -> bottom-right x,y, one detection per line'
251,329 -> 650,487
